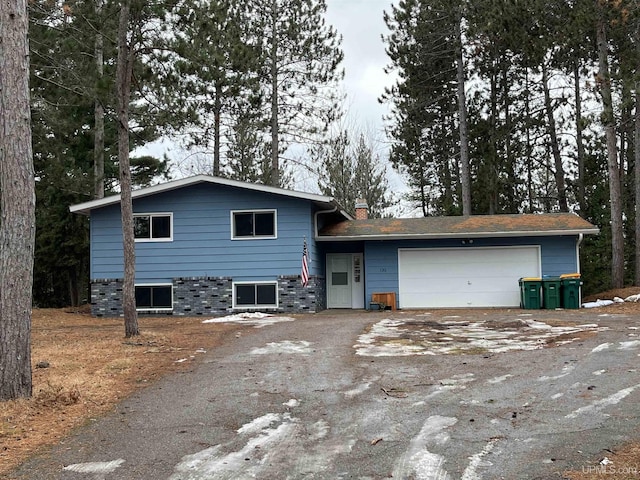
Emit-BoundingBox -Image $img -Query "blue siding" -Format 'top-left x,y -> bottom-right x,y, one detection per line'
361,236 -> 579,307
91,182 -> 583,310
90,183 -> 316,283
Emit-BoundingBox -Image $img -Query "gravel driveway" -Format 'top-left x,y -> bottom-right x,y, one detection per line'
9,308 -> 640,479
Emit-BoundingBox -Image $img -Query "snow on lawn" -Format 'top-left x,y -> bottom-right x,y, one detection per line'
355,317 -> 606,357
202,312 -> 295,328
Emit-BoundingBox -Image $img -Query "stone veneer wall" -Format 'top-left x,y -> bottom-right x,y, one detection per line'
91,276 -> 325,317
91,279 -> 124,317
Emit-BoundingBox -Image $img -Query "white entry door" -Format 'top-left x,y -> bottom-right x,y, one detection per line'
327,254 -> 352,308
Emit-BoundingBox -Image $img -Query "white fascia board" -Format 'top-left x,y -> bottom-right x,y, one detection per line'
70,175 -> 338,215
315,228 -> 600,241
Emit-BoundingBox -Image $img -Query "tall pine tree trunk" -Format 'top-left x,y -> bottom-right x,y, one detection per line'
525,70 -> 534,213
541,62 -> 568,212
213,82 -> 222,176
269,0 -> 279,187
635,88 -> 640,286
596,4 -> 624,289
94,0 -> 105,199
574,64 -> 586,215
502,67 -> 517,213
488,65 -> 498,214
0,0 -> 36,400
116,0 -> 139,337
454,9 -> 471,215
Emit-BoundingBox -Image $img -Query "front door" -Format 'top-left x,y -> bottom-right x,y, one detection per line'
327,254 -> 352,308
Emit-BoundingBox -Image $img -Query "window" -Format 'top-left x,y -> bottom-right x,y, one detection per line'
332,272 -> 349,286
134,213 -> 172,241
231,210 -> 276,239
135,284 -> 173,310
233,282 -> 278,308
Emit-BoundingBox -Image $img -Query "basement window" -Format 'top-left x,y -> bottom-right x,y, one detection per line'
135,284 -> 173,311
233,282 -> 278,308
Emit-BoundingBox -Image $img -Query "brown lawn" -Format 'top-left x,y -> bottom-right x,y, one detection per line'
0,308 -> 245,476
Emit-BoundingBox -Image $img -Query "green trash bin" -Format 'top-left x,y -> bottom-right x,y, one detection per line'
542,276 -> 562,309
561,274 -> 582,309
519,277 -> 542,309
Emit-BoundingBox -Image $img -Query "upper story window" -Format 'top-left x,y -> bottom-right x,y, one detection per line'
231,210 -> 277,239
134,213 -> 173,242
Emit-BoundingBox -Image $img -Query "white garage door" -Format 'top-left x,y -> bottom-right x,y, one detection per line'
398,246 -> 541,308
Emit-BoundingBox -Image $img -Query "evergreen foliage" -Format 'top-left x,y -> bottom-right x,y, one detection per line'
250,0 -> 345,186
311,130 -> 394,218
29,0 -> 171,307
381,0 -> 640,293
25,0 -> 640,303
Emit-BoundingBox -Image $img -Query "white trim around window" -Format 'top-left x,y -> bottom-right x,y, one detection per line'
135,283 -> 174,311
230,209 -> 277,240
134,212 -> 173,242
232,281 -> 279,309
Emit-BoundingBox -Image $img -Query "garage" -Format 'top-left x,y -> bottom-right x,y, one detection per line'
398,246 -> 541,308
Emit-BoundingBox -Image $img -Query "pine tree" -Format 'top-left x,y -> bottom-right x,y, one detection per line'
249,0 -> 344,186
596,0 -> 624,289
312,129 -> 393,218
170,0 -> 261,176
0,0 -> 36,400
28,0 -> 172,308
116,0 -> 139,337
382,0 -> 462,216
352,134 -> 394,218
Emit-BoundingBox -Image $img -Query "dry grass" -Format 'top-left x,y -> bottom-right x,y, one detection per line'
563,443 -> 640,479
0,309 -> 242,476
582,286 -> 640,303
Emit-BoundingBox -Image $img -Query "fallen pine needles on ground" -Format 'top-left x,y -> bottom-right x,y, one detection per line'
0,308 -> 241,476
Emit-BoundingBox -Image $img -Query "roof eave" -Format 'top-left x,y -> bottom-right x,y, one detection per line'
316,228 -> 600,241
69,175 -> 339,215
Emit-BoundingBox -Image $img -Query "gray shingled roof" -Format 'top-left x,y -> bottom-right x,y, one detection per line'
318,213 -> 599,240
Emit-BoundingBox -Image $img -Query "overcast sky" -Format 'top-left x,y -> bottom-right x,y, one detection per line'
325,0 -> 395,139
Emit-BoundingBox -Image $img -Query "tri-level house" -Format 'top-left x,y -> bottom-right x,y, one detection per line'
70,175 -> 599,316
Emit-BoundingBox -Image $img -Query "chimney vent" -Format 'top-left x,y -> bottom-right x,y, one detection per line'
355,199 -> 369,220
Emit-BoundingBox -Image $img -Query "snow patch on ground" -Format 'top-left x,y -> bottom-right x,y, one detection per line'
392,415 -> 458,480
538,364 -> 575,382
202,312 -> 295,328
170,413 -> 298,480
63,459 -> 125,473
355,317 -> 605,357
237,413 -> 283,435
250,340 -> 313,355
591,343 -> 612,353
343,382 -> 372,398
583,299 -> 615,308
619,340 -> 640,350
487,374 -> 513,384
440,373 -> 475,387
591,341 -> 640,353
422,374 -> 476,401
461,439 -> 498,480
565,384 -> 640,419
169,412 -> 355,479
